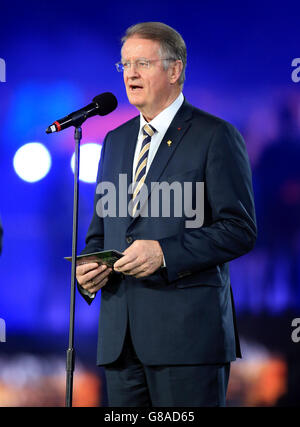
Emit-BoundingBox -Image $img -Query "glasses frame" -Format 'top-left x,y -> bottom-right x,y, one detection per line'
115,58 -> 176,72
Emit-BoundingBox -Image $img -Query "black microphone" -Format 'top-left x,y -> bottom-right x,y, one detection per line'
46,92 -> 118,133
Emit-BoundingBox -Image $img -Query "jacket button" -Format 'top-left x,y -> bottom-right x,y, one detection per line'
126,236 -> 133,244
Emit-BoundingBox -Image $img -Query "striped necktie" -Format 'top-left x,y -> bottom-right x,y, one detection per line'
132,123 -> 156,216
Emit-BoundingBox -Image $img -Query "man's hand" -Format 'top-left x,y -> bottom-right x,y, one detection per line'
113,240 -> 164,278
76,256 -> 112,293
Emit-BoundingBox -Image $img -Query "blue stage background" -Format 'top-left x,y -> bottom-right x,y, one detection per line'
0,0 -> 299,406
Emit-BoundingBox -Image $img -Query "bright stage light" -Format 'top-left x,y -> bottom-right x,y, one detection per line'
70,143 -> 102,183
13,143 -> 52,183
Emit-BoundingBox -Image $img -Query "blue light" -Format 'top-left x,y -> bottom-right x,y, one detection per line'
70,143 -> 102,183
13,143 -> 52,183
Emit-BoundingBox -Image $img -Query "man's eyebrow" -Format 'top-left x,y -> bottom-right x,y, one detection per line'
121,57 -> 149,61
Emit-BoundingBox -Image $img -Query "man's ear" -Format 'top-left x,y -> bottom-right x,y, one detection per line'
168,60 -> 183,85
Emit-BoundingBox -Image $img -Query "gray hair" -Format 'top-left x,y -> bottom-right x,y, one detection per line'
121,22 -> 187,87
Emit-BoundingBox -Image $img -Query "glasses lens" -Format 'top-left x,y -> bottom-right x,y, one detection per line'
116,62 -> 124,72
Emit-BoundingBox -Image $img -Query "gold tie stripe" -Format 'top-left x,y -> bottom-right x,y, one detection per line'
132,123 -> 155,215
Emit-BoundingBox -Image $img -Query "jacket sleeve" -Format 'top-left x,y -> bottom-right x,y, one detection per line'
158,121 -> 257,283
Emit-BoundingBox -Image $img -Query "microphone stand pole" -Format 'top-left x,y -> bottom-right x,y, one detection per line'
66,125 -> 82,407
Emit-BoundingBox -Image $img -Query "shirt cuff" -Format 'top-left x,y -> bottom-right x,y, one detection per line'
80,286 -> 96,299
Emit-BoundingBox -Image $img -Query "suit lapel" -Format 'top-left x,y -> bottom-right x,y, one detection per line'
144,103 -> 193,187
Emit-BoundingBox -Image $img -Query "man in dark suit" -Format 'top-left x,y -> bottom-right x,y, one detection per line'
76,22 -> 257,407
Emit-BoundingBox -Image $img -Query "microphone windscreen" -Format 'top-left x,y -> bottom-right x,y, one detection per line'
93,92 -> 118,116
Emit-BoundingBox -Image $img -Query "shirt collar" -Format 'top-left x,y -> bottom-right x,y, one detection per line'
139,92 -> 184,135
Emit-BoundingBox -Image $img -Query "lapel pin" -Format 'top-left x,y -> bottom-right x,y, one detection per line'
167,140 -> 172,147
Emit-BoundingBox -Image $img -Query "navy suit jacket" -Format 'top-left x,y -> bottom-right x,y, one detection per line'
79,99 -> 257,366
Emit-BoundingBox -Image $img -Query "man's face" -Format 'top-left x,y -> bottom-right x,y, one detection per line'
121,37 -> 177,120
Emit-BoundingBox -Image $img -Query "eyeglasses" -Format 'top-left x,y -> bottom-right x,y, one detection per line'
115,58 -> 175,72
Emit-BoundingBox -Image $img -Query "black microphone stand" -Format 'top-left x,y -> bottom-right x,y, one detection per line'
46,97 -> 118,405
65,125 -> 82,407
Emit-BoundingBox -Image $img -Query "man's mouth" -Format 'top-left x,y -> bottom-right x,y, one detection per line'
129,84 -> 143,91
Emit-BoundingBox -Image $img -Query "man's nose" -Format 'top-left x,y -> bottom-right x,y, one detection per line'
126,62 -> 140,77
